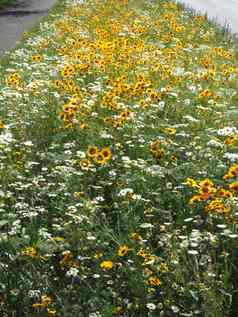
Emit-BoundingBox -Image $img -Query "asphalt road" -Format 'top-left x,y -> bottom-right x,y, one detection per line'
0,0 -> 238,55
178,0 -> 238,33
0,0 -> 55,54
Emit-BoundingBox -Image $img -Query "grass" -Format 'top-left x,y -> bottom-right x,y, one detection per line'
0,0 -> 238,316
0,0 -> 16,9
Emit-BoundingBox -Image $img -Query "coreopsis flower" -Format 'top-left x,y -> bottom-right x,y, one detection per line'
117,245 -> 129,257
199,89 -> 211,98
147,276 -> 161,286
31,55 -> 43,62
189,195 -> 203,204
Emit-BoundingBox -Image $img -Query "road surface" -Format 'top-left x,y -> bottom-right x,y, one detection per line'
0,0 -> 55,54
178,0 -> 238,33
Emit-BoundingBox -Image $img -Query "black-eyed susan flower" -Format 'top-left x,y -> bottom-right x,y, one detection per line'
218,188 -> 233,199
117,245 -> 129,257
100,147 -> 111,161
95,153 -> 106,165
87,146 -> 99,158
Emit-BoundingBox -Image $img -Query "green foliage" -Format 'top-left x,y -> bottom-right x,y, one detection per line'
0,0 -> 238,316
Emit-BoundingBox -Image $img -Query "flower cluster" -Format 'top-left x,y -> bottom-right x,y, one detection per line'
0,0 -> 238,316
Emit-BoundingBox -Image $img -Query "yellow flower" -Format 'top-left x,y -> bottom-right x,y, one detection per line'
79,159 -> 91,170
32,303 -> 44,309
199,89 -> 211,98
47,308 -> 57,315
113,306 -> 125,314
224,135 -> 237,146
94,251 -> 103,259
137,248 -> 146,257
32,55 -> 43,62
73,191 -> 85,198
147,276 -> 161,286
131,232 -> 142,241
41,295 -> 52,307
21,247 -> 37,258
223,174 -> 230,181
154,149 -> 165,161
117,245 -> 129,257
139,99 -> 146,108
205,198 -> 230,215
143,254 -> 156,265
199,178 -> 214,188
218,188 -> 233,199
51,236 -> 65,242
160,262 -> 169,272
189,195 -> 202,204
0,120 -> 5,129
164,127 -> 176,135
61,64 -> 75,78
149,140 -> 160,154
80,123 -> 89,129
100,260 -> 113,270
226,164 -> 238,178
95,153 -> 106,165
120,110 -> 130,119
86,146 -> 99,158
229,181 -> 238,191
100,147 -> 111,161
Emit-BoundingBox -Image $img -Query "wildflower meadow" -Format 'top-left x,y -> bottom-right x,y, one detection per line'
1,0 -> 238,316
